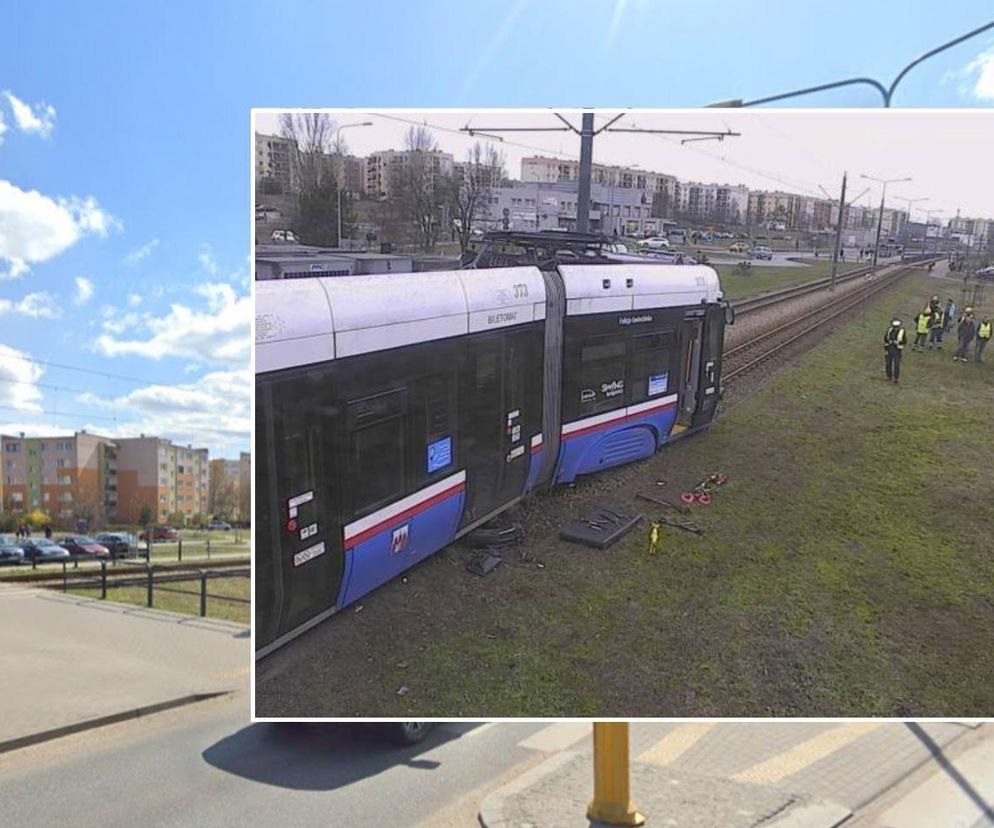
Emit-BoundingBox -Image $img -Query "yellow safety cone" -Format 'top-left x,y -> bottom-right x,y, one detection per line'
587,723 -> 645,826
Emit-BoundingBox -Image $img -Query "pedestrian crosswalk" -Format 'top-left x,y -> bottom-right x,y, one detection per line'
503,720 -> 971,812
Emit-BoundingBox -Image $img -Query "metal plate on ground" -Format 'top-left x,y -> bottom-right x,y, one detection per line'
559,504 -> 642,549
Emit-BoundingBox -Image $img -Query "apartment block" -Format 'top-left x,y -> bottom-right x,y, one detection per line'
115,436 -> 209,524
255,132 -> 296,193
521,156 -> 677,198
365,148 -> 456,200
208,451 -> 251,523
1,431 -> 118,523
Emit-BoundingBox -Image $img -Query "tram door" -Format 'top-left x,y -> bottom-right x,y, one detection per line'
461,331 -> 531,526
258,376 -> 346,646
690,305 -> 725,427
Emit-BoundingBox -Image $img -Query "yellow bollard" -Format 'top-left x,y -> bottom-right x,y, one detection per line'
587,723 -> 645,826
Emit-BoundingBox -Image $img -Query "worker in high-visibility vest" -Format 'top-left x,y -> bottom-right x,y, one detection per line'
976,316 -> 992,363
913,308 -> 931,352
883,319 -> 908,383
927,305 -> 946,350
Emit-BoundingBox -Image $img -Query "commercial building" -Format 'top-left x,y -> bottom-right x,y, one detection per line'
1,431 -> 118,524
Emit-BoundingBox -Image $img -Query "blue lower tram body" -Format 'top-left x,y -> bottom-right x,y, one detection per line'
338,401 -> 678,607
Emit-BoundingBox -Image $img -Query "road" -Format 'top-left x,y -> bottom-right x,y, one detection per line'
1,694 -> 988,828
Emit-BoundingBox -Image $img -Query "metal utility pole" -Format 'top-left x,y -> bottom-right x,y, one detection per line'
829,172 -> 847,291
462,113 -> 740,235
577,113 -> 595,232
861,174 -> 911,279
921,208 -> 943,257
820,175 -> 869,291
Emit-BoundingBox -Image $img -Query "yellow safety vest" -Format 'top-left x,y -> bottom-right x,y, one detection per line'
886,327 -> 906,349
980,322 -> 992,340
916,314 -> 930,334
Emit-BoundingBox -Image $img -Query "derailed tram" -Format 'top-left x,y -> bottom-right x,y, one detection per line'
255,259 -> 732,656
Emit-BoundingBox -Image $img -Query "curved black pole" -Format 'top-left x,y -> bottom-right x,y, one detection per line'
710,19 -> 994,108
887,19 -> 994,104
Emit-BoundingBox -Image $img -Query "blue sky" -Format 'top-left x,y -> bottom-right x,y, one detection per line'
1,1 -> 992,457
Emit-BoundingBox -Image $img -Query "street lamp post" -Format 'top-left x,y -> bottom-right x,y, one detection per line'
921,208 -> 943,258
333,121 -> 372,247
892,196 -> 929,258
860,174 -> 911,279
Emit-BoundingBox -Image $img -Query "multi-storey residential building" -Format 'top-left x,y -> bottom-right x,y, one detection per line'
339,155 -> 365,196
115,436 -> 209,524
520,156 -> 678,200
674,182 -> 749,224
208,453 -> 251,522
255,132 -> 296,194
1,431 -> 118,523
364,149 -> 455,200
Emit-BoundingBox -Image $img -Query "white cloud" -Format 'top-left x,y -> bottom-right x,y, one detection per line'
73,276 -> 94,305
0,110 -> 7,146
100,310 -> 142,335
198,244 -> 219,276
127,293 -> 142,307
123,238 -> 159,265
2,91 -> 56,138
0,291 -> 62,319
969,48 -> 994,100
0,343 -> 44,412
72,368 -> 251,455
0,180 -> 121,279
94,281 -> 249,367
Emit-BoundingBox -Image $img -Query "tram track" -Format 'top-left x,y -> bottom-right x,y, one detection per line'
723,264 -> 923,384
732,262 -> 879,316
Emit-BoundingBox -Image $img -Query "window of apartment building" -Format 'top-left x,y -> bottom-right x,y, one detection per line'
43,492 -> 50,502
160,495 -> 167,503
39,442 -> 47,451
59,492 -> 72,503
58,475 -> 71,485
4,443 -> 19,452
9,492 -> 23,502
160,462 -> 168,471
57,441 -> 72,451
57,459 -> 68,469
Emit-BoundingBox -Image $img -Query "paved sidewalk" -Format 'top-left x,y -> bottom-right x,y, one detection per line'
0,582 -> 249,750
479,722 -> 970,828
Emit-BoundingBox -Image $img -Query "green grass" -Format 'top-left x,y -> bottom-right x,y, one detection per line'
276,271 -> 994,717
717,260 -> 864,300
73,574 -> 250,625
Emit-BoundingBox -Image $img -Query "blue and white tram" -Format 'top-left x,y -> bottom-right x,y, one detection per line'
255,262 -> 730,656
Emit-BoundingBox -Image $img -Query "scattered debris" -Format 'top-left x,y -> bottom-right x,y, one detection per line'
396,660 -> 408,670
681,471 -> 728,506
396,686 -> 408,697
467,549 -> 502,577
637,492 -> 690,514
560,504 -> 642,549
355,604 -> 364,613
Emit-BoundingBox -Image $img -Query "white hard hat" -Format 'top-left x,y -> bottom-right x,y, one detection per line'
891,319 -> 901,327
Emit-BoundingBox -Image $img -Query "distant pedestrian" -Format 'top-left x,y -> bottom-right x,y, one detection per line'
976,316 -> 992,363
927,307 -> 945,350
913,308 -> 930,351
954,309 -> 977,362
883,319 -> 908,383
944,298 -> 956,333
840,249 -> 845,261
44,526 -> 52,539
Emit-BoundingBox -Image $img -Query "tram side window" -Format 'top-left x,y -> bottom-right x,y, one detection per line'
411,372 -> 457,484
348,390 -> 407,517
629,332 -> 674,404
578,339 -> 627,415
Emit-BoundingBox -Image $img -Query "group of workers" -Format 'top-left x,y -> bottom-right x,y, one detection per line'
883,294 -> 992,383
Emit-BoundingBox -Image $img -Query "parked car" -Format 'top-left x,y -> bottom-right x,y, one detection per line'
729,242 -> 751,254
0,535 -> 26,565
19,538 -> 71,560
750,245 -> 774,260
58,536 -> 111,558
94,532 -> 138,559
206,520 -> 232,531
640,236 -> 671,250
270,229 -> 298,243
139,526 -> 179,541
386,722 -> 433,745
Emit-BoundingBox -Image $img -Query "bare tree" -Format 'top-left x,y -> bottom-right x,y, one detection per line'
451,142 -> 506,252
392,126 -> 449,252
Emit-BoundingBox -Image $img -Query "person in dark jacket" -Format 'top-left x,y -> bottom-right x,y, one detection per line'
883,319 -> 907,383
954,309 -> 977,362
